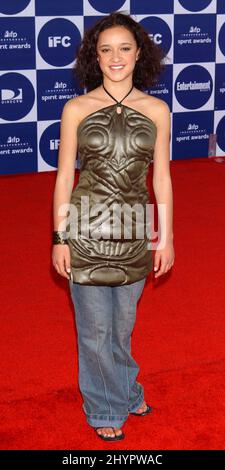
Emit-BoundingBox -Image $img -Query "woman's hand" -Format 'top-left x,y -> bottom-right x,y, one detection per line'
52,244 -> 71,280
153,240 -> 175,278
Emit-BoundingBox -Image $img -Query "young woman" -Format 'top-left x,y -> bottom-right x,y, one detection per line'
52,12 -> 174,441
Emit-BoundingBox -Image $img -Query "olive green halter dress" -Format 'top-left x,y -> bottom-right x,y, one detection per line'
67,85 -> 157,286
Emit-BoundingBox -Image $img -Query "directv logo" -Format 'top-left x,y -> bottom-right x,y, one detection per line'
1,88 -> 23,103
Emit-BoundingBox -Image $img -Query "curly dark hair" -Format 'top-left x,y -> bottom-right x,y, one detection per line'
73,11 -> 166,91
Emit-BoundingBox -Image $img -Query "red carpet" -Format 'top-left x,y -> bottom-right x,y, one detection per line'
0,157 -> 225,450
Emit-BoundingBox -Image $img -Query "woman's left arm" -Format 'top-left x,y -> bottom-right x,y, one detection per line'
152,100 -> 175,278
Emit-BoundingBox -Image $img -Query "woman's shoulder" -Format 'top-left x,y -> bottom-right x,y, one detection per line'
134,91 -> 169,127
147,96 -> 170,126
62,94 -> 85,113
66,87 -> 102,108
63,88 -> 103,118
139,92 -> 169,112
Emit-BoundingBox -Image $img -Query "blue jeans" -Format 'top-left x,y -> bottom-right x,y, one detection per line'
68,276 -> 146,428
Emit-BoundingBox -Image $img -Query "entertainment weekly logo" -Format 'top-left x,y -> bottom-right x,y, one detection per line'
57,198 -> 168,250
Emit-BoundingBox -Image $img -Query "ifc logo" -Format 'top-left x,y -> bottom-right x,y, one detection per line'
0,0 -> 31,14
175,65 -> 213,109
139,16 -> 172,57
39,122 -> 60,168
38,19 -> 81,67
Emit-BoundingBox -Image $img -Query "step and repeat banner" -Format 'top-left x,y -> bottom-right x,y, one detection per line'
0,0 -> 225,175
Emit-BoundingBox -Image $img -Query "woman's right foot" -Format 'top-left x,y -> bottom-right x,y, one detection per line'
95,427 -> 122,438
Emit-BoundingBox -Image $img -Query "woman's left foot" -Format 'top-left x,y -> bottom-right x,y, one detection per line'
135,400 -> 148,414
130,400 -> 152,416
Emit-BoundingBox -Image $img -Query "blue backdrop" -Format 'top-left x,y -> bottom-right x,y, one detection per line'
0,0 -> 225,175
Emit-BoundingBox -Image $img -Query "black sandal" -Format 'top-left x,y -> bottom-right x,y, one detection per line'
130,403 -> 153,416
94,427 -> 125,441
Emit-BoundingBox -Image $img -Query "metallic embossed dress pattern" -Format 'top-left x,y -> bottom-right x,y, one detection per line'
67,103 -> 157,286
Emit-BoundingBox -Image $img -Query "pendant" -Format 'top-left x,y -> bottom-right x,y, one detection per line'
116,105 -> 122,114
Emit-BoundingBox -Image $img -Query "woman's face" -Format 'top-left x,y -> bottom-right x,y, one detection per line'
96,26 -> 140,82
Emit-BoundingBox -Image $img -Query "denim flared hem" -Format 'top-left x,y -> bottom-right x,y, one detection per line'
87,415 -> 129,428
83,402 -> 129,428
128,387 -> 145,413
83,387 -> 145,428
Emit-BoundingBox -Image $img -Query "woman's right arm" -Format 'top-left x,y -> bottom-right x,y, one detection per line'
52,98 -> 80,280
